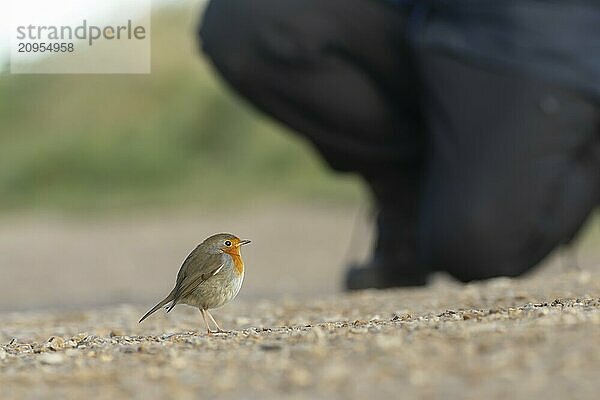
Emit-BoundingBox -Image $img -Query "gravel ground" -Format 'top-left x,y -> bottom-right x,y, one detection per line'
2,270 -> 600,400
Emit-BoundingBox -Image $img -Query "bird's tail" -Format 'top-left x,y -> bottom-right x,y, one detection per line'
139,291 -> 175,323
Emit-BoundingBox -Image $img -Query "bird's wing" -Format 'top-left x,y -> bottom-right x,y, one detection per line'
168,251 -> 225,310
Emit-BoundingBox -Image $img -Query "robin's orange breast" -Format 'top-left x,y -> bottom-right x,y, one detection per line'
230,253 -> 244,276
223,248 -> 244,276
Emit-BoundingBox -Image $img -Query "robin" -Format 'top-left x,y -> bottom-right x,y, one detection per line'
139,233 -> 251,333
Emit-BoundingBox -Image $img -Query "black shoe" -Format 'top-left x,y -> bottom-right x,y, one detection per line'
345,175 -> 427,290
344,207 -> 430,290
345,259 -> 429,290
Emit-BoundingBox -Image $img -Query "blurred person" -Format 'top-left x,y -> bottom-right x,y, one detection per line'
198,0 -> 600,289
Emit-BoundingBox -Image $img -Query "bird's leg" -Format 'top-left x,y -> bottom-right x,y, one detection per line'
200,309 -> 214,335
205,310 -> 227,333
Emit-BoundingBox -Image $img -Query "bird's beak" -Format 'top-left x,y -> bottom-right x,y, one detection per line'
237,239 -> 251,247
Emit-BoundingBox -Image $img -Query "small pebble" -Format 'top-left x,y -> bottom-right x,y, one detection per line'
46,336 -> 65,351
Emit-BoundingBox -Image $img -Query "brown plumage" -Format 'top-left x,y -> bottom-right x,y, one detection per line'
139,233 -> 250,333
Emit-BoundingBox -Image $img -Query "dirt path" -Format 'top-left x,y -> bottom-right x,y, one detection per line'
1,271 -> 600,400
1,205 -> 598,312
1,205 -> 599,399
0,204 -> 371,311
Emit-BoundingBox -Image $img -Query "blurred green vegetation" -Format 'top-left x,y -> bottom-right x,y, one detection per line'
0,6 -> 364,213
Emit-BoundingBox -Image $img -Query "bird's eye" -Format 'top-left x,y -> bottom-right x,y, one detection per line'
224,240 -> 232,246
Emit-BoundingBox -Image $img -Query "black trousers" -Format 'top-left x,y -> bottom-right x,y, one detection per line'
199,0 -> 600,281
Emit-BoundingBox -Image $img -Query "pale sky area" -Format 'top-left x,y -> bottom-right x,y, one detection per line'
0,0 -> 189,72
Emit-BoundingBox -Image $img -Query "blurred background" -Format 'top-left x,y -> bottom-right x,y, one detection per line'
0,0 -> 598,312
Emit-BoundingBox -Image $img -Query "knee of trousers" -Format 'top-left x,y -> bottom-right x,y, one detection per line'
199,0 -> 309,89
198,0 -> 260,85
420,201 -> 537,282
